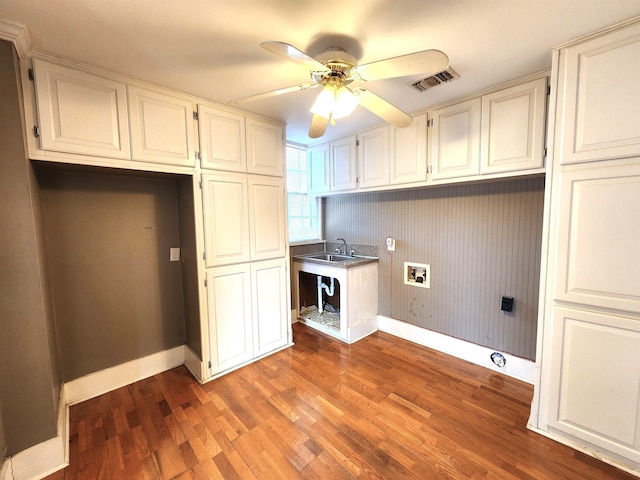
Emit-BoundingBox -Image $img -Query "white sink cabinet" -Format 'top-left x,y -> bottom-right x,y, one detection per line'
293,258 -> 378,344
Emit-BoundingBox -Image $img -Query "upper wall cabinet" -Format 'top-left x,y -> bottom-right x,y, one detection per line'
307,142 -> 331,195
358,125 -> 390,189
431,97 -> 482,180
32,58 -> 131,159
246,118 -> 284,177
127,86 -> 196,167
198,105 -> 247,172
330,135 -> 358,191
561,27 -> 640,165
481,77 -> 547,174
199,109 -> 284,177
390,114 -> 427,185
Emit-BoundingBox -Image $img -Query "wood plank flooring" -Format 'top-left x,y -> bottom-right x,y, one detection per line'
44,323 -> 636,479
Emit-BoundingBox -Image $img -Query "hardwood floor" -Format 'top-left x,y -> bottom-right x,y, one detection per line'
44,323 -> 636,479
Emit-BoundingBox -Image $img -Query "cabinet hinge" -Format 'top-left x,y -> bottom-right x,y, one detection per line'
202,251 -> 206,260
547,85 -> 551,96
28,68 -> 34,81
204,278 -> 207,287
33,126 -> 40,138
195,151 -> 201,160
208,361 -> 211,368
427,118 -> 433,127
544,147 -> 548,158
356,139 -> 360,147
193,111 -> 199,120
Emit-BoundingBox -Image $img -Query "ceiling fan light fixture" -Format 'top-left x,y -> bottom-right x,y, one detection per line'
309,85 -> 358,121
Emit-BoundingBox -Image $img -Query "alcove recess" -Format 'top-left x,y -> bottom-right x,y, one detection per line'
33,161 -> 201,382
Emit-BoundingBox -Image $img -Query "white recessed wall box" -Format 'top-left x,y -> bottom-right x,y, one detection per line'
404,262 -> 430,288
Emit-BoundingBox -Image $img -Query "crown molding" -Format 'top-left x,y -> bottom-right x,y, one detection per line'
0,17 -> 31,58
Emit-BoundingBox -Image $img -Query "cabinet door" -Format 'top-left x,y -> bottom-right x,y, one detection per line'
358,126 -> 390,188
206,265 -> 253,374
542,307 -> 640,463
198,105 -> 246,172
390,114 -> 427,185
201,172 -> 250,267
561,24 -> 640,164
128,86 -> 196,167
481,77 -> 547,174
252,259 -> 289,356
330,135 -> 358,191
248,175 -> 287,261
32,58 -> 130,159
431,98 -> 481,180
246,118 -> 284,176
307,142 -> 331,194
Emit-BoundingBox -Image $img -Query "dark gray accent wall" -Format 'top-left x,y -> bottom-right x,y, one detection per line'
37,168 -> 187,380
0,40 -> 60,455
324,177 -> 544,360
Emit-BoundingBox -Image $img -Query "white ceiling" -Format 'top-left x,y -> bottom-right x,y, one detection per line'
1,1 -> 640,145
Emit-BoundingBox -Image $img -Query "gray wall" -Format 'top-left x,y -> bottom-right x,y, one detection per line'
37,168 -> 187,380
0,40 -> 60,455
324,177 -> 544,360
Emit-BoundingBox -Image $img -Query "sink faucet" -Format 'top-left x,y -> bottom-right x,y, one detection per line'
336,237 -> 348,255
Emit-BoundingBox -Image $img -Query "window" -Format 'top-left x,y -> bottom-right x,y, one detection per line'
286,143 -> 321,242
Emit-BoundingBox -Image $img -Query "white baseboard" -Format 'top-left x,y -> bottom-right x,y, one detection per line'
64,346 -> 185,405
377,316 -> 535,384
347,317 -> 378,344
2,388 -> 68,480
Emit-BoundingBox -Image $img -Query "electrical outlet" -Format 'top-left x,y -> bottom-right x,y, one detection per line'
386,237 -> 395,251
170,247 -> 181,262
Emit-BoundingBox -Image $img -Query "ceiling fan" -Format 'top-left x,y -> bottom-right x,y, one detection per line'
229,41 -> 449,138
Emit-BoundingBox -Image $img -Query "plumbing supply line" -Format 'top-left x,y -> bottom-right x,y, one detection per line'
317,275 -> 335,314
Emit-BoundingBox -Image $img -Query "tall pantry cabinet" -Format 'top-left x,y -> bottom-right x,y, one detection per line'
25,55 -> 291,384
531,18 -> 640,474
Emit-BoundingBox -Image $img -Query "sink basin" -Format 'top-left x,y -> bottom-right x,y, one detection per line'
305,253 -> 354,262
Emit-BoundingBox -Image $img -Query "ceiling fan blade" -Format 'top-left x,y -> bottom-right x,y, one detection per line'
352,88 -> 413,128
228,83 -> 318,106
309,114 -> 329,139
352,49 -> 449,82
261,41 -> 330,73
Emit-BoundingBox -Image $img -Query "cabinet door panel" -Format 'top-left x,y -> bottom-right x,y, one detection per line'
431,98 -> 481,180
128,86 -> 195,166
201,173 -> 250,267
481,78 -> 546,173
33,59 -> 130,159
358,126 -> 390,188
390,114 -> 427,185
246,118 -> 284,176
252,259 -> 288,356
545,307 -> 640,462
206,265 -> 253,374
562,27 -> 640,164
199,106 -> 246,172
554,163 -> 640,314
307,142 -> 330,194
248,176 -> 286,261
331,135 -> 357,191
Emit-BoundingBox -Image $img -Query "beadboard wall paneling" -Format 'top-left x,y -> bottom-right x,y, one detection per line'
324,177 -> 544,360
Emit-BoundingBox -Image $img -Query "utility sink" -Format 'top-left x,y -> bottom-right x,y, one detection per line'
305,253 -> 354,262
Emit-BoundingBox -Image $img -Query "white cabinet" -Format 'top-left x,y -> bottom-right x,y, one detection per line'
246,118 -> 284,176
534,18 -> 640,473
32,58 -> 130,159
198,105 -> 246,172
330,135 -> 358,191
358,126 -> 390,189
201,172 -> 251,267
252,258 -> 288,356
431,98 -> 482,180
390,114 -> 427,185
206,264 -> 253,373
560,27 -> 640,165
248,175 -> 287,261
128,85 -> 196,167
481,77 -> 547,174
307,142 -> 331,194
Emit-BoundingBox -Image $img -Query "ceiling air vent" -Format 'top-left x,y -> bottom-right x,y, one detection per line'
410,67 -> 459,92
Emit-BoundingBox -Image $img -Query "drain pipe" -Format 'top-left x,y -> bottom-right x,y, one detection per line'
317,275 -> 335,314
